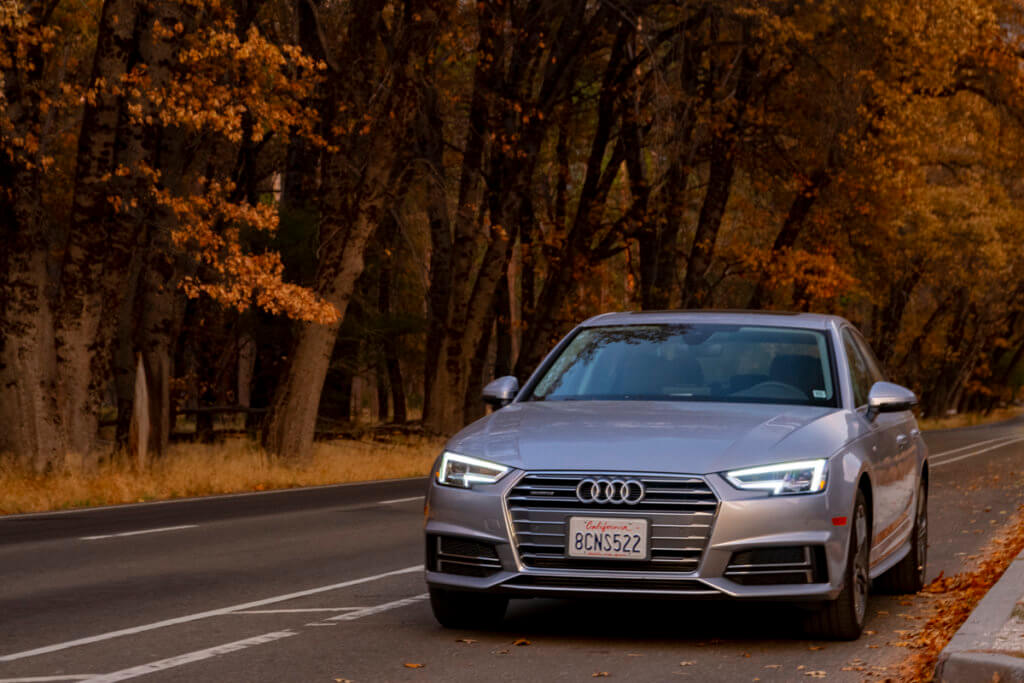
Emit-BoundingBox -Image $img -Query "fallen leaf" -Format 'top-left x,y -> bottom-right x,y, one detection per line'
809,645 -> 825,650
805,671 -> 827,678
404,663 -> 423,669
627,653 -> 643,657
797,665 -> 806,670
334,679 -> 354,683
456,638 -> 477,645
876,610 -> 889,616
494,649 -> 510,655
864,630 -> 876,635
592,673 -> 609,678
764,664 -> 782,669
679,661 -> 695,666
513,638 -> 531,646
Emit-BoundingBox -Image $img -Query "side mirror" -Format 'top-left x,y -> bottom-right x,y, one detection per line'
482,376 -> 519,408
866,381 -> 917,422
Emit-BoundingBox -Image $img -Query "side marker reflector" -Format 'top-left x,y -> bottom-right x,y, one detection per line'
832,516 -> 847,526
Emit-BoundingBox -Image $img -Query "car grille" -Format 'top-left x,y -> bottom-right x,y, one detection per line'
507,472 -> 718,573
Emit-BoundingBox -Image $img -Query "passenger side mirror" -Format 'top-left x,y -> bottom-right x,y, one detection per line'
866,381 -> 917,422
482,376 -> 519,408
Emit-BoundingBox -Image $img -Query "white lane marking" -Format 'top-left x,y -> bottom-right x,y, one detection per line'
79,630 -> 296,683
931,436 -> 1024,468
0,677 -> 101,682
80,525 -> 197,541
328,593 -> 428,622
232,607 -> 366,614
376,496 -> 423,505
0,565 -> 422,663
930,435 -> 1019,460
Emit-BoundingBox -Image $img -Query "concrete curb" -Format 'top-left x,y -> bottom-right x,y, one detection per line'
934,548 -> 1024,682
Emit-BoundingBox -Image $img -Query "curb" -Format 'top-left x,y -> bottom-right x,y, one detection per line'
934,549 -> 1024,682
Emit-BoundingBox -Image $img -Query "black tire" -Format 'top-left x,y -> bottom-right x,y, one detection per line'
875,480 -> 927,594
804,490 -> 869,640
429,587 -> 508,629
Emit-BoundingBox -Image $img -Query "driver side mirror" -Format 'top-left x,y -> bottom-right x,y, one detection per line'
482,376 -> 519,408
866,381 -> 917,422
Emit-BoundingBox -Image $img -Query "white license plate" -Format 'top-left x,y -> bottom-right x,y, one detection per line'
567,517 -> 648,560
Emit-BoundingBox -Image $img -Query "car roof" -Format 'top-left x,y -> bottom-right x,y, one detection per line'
579,309 -> 847,331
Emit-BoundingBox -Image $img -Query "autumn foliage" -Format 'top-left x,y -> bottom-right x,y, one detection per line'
2,0 -> 1024,467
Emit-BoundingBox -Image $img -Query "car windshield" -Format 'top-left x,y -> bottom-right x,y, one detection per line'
528,323 -> 837,407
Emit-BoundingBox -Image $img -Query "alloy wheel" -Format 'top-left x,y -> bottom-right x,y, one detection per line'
853,503 -> 869,623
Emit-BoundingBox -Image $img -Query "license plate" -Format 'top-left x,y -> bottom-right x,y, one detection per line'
567,517 -> 648,560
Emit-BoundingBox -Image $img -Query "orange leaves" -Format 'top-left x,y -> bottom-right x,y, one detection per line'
163,182 -> 339,325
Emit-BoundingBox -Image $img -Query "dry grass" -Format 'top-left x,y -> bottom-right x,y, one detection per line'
919,405 -> 1024,431
0,435 -> 444,515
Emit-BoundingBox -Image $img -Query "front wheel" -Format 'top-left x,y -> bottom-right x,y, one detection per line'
804,490 -> 869,640
429,587 -> 508,629
876,480 -> 927,594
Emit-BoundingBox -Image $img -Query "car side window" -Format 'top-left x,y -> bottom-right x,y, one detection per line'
842,329 -> 872,408
852,330 -> 886,384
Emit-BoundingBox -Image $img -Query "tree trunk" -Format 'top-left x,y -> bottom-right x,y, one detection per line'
680,137 -> 738,308
747,169 -> 832,309
681,27 -> 756,309
377,213 -> 407,423
262,207 -> 380,459
57,0 -> 156,457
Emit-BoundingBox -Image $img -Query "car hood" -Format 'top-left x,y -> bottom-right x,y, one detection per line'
446,401 -> 856,475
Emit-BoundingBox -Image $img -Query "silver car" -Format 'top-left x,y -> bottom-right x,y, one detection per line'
424,311 -> 928,639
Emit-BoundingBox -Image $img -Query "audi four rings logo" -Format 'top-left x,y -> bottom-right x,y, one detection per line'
575,478 -> 646,505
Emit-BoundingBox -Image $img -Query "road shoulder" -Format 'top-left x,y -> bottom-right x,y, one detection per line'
935,547 -> 1024,682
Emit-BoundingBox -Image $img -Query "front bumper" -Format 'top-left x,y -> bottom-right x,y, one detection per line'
424,467 -> 854,601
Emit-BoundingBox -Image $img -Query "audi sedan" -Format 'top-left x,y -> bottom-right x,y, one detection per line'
424,311 -> 928,639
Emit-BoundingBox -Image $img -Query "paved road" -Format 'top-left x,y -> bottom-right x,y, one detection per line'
1,417 -> 1022,682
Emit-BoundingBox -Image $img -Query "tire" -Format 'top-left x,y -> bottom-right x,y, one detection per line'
875,480 -> 927,594
429,587 -> 508,629
804,490 -> 869,640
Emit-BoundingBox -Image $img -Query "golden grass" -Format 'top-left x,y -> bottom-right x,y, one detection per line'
919,405 -> 1024,431
0,435 -> 444,515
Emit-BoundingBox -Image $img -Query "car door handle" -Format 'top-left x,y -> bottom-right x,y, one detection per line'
896,434 -> 909,452
910,428 -> 920,438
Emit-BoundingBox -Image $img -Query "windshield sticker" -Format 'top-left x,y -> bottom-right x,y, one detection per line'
813,390 -> 826,398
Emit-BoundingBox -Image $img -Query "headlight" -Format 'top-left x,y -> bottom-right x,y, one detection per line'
724,459 -> 828,495
436,451 -> 510,488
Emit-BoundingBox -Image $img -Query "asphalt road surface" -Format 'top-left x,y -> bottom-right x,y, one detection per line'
2,417 -> 1023,682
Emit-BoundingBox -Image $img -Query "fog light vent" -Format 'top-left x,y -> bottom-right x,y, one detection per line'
427,535 -> 502,577
724,545 -> 827,585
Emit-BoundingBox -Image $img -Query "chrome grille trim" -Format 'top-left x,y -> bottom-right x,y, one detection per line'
506,472 -> 719,574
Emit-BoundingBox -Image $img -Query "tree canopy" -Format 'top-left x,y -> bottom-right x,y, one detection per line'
2,0 -> 1023,467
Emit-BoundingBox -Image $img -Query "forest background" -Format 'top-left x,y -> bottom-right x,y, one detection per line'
3,0 -> 1024,472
